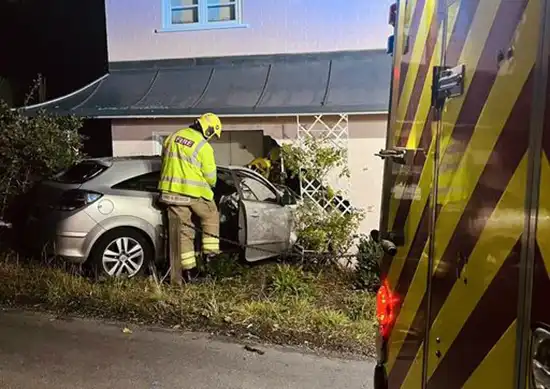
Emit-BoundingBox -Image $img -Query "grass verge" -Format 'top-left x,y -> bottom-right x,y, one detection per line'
0,254 -> 377,357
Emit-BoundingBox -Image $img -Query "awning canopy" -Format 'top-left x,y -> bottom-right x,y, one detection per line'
19,49 -> 392,118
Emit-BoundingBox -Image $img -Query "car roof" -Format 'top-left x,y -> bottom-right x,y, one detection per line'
85,156 -> 265,179
50,155 -> 279,194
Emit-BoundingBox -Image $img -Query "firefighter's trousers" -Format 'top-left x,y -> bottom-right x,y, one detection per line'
166,197 -> 220,270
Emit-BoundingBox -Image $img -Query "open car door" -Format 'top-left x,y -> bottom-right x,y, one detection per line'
233,169 -> 293,262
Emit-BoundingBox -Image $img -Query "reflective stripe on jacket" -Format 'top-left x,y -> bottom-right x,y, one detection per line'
158,127 -> 217,200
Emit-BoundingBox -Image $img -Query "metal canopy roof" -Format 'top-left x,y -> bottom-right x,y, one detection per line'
20,49 -> 391,118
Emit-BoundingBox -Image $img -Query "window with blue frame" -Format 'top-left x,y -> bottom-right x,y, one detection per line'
162,0 -> 245,31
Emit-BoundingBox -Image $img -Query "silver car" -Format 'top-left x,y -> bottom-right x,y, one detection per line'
25,156 -> 298,278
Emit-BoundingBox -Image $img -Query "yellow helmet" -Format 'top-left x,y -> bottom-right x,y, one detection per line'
196,112 -> 222,139
247,157 -> 271,178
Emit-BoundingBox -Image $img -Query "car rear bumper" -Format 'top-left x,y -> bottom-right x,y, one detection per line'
24,210 -> 97,264
26,225 -> 88,264
54,232 -> 88,263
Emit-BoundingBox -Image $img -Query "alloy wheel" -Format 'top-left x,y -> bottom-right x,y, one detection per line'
101,237 -> 145,278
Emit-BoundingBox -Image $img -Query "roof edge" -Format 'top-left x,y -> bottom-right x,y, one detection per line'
100,111 -> 389,119
109,49 -> 389,71
15,74 -> 109,112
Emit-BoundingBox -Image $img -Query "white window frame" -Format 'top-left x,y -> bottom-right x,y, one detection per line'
160,0 -> 247,32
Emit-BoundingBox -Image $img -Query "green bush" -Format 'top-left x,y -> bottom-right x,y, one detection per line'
0,99 -> 84,251
0,101 -> 83,219
280,135 -> 349,183
280,134 -> 365,258
355,235 -> 383,292
295,199 -> 363,256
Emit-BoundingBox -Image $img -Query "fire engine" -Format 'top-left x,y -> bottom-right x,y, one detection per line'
372,1 -> 550,388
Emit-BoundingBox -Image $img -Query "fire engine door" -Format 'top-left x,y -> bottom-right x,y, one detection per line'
378,0 -> 446,388
424,0 -> 541,388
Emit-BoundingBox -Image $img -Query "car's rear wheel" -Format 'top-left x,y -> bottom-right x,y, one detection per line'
88,228 -> 153,279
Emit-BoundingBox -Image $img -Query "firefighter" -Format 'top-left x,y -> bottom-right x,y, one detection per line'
246,156 -> 272,179
246,146 -> 283,181
158,112 -> 222,283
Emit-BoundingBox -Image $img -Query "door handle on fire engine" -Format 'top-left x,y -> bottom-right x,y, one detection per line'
370,229 -> 405,257
375,148 -> 406,164
374,148 -> 422,165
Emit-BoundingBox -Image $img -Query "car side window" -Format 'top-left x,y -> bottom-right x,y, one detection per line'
112,171 -> 160,192
238,173 -> 278,203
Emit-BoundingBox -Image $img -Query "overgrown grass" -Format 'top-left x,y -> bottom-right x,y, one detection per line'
0,254 -> 377,356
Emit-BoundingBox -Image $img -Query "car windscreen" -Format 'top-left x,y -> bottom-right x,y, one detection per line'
51,161 -> 109,184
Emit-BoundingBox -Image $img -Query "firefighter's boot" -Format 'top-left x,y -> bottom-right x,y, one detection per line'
203,252 -> 220,265
182,268 -> 208,284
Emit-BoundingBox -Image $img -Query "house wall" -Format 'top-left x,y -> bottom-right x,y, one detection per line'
105,0 -> 392,63
111,114 -> 387,236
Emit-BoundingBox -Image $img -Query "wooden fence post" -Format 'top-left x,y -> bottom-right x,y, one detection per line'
167,208 -> 182,286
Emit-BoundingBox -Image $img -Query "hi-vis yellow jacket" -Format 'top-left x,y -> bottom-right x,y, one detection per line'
158,127 -> 217,201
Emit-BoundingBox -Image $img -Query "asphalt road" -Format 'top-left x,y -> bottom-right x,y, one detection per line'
0,310 -> 374,389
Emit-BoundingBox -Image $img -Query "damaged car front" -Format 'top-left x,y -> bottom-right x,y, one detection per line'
219,166 -> 299,262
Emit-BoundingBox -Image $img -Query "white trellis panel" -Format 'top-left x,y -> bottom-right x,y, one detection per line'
296,114 -> 352,215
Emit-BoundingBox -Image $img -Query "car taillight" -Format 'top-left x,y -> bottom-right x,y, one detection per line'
376,279 -> 398,339
57,189 -> 103,211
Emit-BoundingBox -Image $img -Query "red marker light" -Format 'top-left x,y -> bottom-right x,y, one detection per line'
393,66 -> 400,80
376,279 -> 398,338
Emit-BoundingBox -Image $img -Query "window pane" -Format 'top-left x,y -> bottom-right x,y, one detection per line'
52,162 -> 108,184
240,176 -> 277,202
171,0 -> 198,7
172,8 -> 198,24
113,172 -> 160,192
207,0 -> 235,5
207,4 -> 236,22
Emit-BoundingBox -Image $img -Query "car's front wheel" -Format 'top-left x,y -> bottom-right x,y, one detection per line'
88,227 -> 153,279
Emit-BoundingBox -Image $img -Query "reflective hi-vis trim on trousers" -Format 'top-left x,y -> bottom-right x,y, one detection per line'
163,195 -> 220,267
203,236 -> 220,254
181,251 -> 196,270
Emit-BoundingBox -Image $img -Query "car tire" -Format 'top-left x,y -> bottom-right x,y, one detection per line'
88,227 -> 153,280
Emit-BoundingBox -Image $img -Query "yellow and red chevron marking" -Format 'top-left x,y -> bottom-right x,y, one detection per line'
385,1 -> 528,378
383,0 -> 441,239
383,0 -> 439,242
532,133 -> 550,326
382,0 -> 509,291
394,0 -> 428,114
381,0 -> 542,388
383,0 -> 482,315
